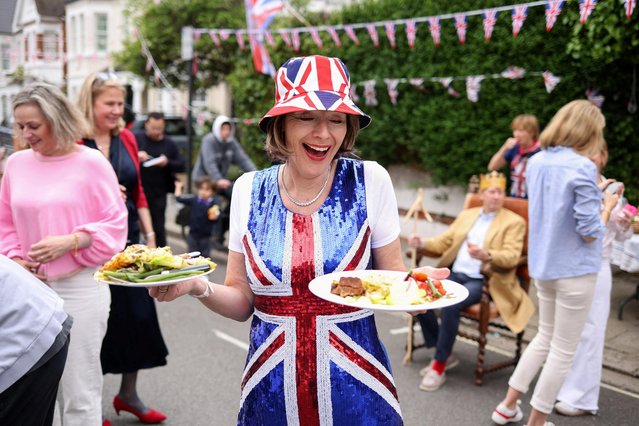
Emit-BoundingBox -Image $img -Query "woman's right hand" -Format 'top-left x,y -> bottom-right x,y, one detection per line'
11,257 -> 46,280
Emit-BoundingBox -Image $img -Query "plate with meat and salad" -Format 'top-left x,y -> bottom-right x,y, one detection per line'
94,244 -> 216,287
308,269 -> 469,312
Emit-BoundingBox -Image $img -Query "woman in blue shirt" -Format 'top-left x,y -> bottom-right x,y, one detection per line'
491,100 -> 606,426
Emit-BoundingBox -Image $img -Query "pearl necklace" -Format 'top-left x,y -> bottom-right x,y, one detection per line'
281,162 -> 332,207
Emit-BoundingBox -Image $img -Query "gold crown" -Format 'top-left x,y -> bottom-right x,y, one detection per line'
479,171 -> 506,191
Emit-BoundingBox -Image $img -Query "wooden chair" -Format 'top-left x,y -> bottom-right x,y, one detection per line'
404,177 -> 530,385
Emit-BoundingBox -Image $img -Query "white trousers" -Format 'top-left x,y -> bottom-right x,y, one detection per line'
508,273 -> 597,414
556,261 -> 611,411
50,268 -> 110,426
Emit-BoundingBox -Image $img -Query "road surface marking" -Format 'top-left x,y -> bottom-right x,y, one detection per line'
213,329 -> 249,351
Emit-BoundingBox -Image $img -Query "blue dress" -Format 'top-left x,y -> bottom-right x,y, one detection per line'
237,158 -> 403,426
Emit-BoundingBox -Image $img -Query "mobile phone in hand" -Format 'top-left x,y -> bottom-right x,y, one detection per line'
606,181 -> 623,194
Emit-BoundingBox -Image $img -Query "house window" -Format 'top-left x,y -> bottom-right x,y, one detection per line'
95,13 -> 108,52
1,44 -> 10,70
43,31 -> 58,60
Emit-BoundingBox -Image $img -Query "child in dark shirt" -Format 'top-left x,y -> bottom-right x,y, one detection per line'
175,177 -> 222,255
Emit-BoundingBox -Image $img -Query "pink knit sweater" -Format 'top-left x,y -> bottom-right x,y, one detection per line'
0,146 -> 127,280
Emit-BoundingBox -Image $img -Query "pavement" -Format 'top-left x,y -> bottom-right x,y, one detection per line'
163,194 -> 639,395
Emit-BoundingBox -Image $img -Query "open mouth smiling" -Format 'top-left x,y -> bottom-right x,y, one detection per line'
303,143 -> 330,160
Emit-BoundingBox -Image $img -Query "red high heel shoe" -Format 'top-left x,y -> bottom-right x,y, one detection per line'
113,395 -> 167,424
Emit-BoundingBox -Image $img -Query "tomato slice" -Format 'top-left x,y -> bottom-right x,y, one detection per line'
411,271 -> 429,282
432,279 -> 447,296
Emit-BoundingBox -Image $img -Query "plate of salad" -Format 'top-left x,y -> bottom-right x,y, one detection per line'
94,244 -> 216,287
308,270 -> 469,312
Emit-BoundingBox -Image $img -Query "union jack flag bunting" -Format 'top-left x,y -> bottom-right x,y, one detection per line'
428,17 -> 441,46
245,0 -> 283,75
350,83 -> 360,103
145,56 -> 153,73
366,24 -> 380,47
235,31 -> 246,50
220,30 -> 232,40
327,27 -> 342,48
542,71 -> 561,93
483,9 -> 498,41
292,29 -> 301,52
309,28 -> 323,49
409,78 -> 424,89
279,29 -> 292,48
586,88 -> 604,108
209,31 -> 221,47
363,80 -> 378,106
501,66 -> 526,79
344,25 -> 361,45
545,0 -> 565,32
405,19 -> 417,48
385,22 -> 396,48
384,78 -> 400,104
512,5 -> 528,37
466,76 -> 485,102
454,14 -> 467,44
624,0 -> 636,19
264,30 -> 275,47
579,0 -> 598,25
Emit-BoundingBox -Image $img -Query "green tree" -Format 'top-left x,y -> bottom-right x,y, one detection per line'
116,0 -> 245,89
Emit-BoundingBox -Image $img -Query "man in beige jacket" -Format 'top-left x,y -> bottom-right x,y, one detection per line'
409,172 -> 534,392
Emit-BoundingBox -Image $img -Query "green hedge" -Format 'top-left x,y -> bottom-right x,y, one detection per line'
229,0 -> 638,202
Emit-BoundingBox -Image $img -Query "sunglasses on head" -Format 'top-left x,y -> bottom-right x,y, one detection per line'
94,71 -> 119,84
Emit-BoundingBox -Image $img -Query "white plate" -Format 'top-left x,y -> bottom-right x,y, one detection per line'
308,270 -> 469,312
95,270 -> 212,287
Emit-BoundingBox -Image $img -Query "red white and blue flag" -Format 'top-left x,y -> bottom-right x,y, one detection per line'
245,0 -> 284,76
512,5 -> 528,37
579,0 -> 598,25
279,29 -> 291,48
209,31 -> 221,47
542,71 -> 561,93
309,28 -> 323,49
385,22 -> 396,48
384,78 -> 400,104
501,66 -> 526,79
466,76 -> 484,102
483,9 -> 498,41
327,27 -> 342,48
545,0 -> 565,32
344,25 -> 361,45
428,17 -> 441,46
363,80 -> 378,106
586,88 -> 605,108
292,29 -> 301,52
454,14 -> 467,44
624,0 -> 636,19
405,19 -> 417,48
366,24 -> 380,47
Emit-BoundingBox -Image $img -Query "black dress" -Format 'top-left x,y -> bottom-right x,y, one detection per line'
85,136 -> 169,373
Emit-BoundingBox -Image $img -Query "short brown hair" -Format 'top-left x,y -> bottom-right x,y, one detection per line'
539,100 -> 605,158
196,176 -> 217,192
264,114 -> 360,162
76,72 -> 126,138
511,114 -> 539,140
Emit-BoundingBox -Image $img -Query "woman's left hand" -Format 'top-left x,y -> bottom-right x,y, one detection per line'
27,235 -> 74,264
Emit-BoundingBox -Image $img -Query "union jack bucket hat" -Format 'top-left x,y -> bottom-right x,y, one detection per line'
259,55 -> 371,132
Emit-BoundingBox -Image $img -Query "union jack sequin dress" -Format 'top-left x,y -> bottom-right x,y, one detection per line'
235,158 -> 403,426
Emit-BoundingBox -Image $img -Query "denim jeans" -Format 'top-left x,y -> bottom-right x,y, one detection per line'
417,272 -> 485,363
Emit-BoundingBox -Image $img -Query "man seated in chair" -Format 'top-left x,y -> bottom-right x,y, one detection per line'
408,171 -> 534,392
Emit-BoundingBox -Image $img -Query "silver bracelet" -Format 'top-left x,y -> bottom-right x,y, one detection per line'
190,280 -> 214,299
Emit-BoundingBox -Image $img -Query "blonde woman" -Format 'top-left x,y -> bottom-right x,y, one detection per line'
0,82 -> 127,425
492,100 -> 608,426
77,72 -> 168,423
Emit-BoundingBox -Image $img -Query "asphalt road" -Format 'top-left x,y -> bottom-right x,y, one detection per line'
102,237 -> 639,425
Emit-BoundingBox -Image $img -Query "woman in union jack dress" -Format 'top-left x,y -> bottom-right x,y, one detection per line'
150,55 -> 449,425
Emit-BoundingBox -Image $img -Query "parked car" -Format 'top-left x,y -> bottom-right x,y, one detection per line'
130,114 -> 193,161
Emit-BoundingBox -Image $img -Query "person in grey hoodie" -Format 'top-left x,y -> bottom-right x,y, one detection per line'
0,255 -> 72,425
192,115 -> 256,248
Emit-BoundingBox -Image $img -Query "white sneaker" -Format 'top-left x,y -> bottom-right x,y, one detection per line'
554,401 -> 597,416
419,354 -> 460,376
419,369 -> 446,392
491,400 -> 523,424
